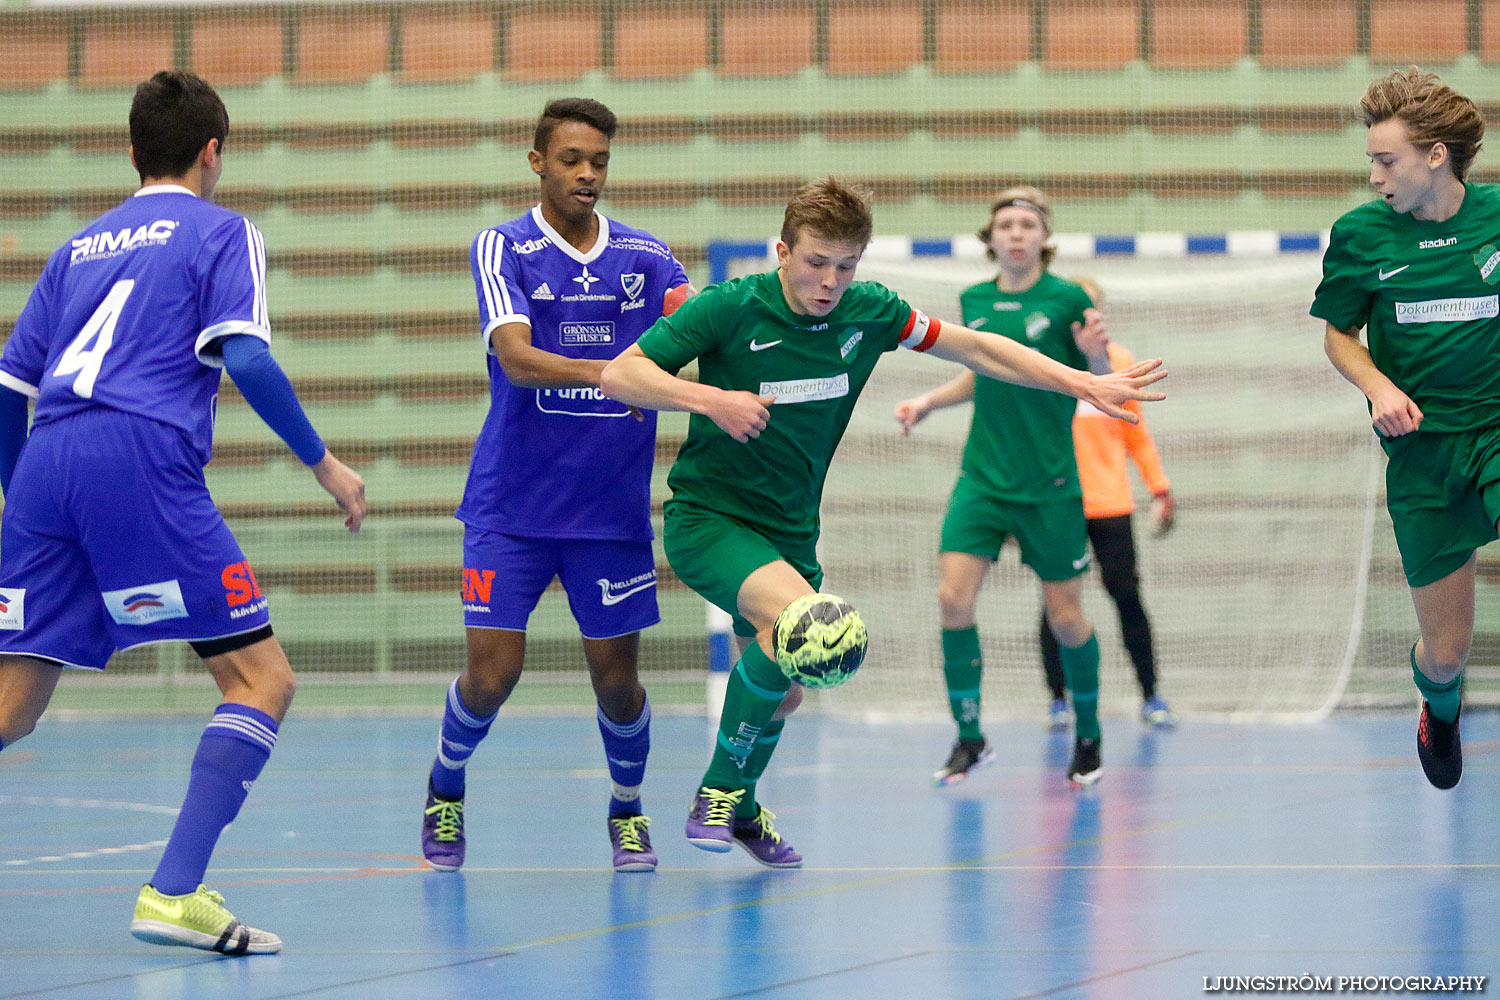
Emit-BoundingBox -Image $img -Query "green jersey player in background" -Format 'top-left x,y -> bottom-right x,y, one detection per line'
894,186 -> 1116,789
601,177 -> 1166,865
1315,67 -> 1496,790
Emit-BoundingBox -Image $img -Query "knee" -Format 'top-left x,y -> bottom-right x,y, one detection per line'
594,678 -> 646,722
1047,607 -> 1091,648
772,684 -> 804,721
937,582 -> 976,628
0,706 -> 40,748
262,664 -> 295,720
460,660 -> 518,714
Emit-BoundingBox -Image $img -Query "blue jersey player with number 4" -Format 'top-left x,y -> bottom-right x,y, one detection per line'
420,98 -> 692,873
0,71 -> 367,954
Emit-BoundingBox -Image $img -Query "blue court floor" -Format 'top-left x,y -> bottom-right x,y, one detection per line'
1,710 -> 1496,999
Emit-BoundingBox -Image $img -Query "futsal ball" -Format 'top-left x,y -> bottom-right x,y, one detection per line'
772,593 -> 868,689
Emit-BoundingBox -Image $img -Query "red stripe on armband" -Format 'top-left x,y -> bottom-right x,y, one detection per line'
899,310 -> 941,352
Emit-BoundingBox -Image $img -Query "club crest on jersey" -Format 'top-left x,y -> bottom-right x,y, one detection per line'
1024,313 -> 1051,341
1475,244 -> 1500,285
620,272 -> 646,312
839,327 -> 863,359
0,589 -> 24,630
102,579 -> 189,625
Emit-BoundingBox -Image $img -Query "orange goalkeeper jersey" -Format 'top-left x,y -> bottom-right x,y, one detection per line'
1073,343 -> 1169,519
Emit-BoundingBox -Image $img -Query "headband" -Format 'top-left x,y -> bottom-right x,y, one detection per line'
994,197 -> 1050,221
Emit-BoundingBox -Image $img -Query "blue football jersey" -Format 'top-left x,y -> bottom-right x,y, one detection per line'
0,185 -> 268,466
458,207 -> 689,541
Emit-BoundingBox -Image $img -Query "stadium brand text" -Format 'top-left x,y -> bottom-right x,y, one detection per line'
1419,238 -> 1458,249
71,220 -> 177,263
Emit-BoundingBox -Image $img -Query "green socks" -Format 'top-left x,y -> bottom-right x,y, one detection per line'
942,626 -> 984,741
738,718 -> 785,819
702,642 -> 790,794
1412,643 -> 1461,723
1060,632 -> 1101,740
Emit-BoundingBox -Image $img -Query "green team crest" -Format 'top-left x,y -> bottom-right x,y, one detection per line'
1024,312 -> 1051,341
839,326 -> 863,360
1475,244 -> 1500,285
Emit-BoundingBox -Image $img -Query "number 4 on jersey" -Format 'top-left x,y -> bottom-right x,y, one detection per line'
54,279 -> 134,398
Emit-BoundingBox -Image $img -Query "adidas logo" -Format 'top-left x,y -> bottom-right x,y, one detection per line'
533,283 -> 554,300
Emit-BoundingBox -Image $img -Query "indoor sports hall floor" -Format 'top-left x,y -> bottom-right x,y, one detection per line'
2,710 -> 1496,999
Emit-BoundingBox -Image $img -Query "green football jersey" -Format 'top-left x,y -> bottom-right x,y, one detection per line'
1313,182 -> 1500,433
636,270 -> 932,545
956,272 -> 1092,501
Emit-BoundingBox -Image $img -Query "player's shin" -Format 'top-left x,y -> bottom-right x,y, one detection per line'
598,693 -> 651,817
150,704 -> 277,896
430,677 -> 497,800
702,643 -> 789,792
1060,633 -> 1102,740
737,718 -> 785,819
942,626 -> 984,740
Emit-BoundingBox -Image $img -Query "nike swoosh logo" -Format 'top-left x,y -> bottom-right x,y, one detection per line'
1379,265 -> 1409,280
821,622 -> 854,650
597,578 -> 655,606
749,339 -> 783,351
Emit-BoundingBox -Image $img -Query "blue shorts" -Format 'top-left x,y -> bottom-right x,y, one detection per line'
0,409 -> 272,669
460,526 -> 659,639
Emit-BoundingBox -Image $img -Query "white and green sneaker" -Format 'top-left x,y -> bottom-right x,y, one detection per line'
130,884 -> 283,955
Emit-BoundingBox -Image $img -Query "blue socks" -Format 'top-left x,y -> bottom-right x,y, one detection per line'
598,695 -> 651,818
429,678 -> 497,801
150,704 -> 277,897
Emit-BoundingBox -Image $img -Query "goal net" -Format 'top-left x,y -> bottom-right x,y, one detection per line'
724,241 -> 1421,721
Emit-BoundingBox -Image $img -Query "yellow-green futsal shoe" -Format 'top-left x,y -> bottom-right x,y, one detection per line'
130,883 -> 283,955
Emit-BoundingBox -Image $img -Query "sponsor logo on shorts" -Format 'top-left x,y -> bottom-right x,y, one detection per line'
222,562 -> 267,620
1395,295 -> 1499,324
597,570 -> 656,606
462,568 -> 496,605
759,373 -> 849,404
103,579 -> 189,625
0,589 -> 24,630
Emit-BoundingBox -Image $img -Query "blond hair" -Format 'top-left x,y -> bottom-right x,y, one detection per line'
1361,66 -> 1485,180
978,185 -> 1056,268
781,176 -> 874,250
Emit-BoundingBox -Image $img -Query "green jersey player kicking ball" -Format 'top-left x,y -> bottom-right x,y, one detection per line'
601,177 -> 1166,865
1316,67 -> 1500,790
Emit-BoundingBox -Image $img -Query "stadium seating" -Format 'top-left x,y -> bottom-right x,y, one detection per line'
8,0 -> 1500,664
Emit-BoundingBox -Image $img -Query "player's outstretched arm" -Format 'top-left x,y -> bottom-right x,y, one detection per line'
601,345 -> 773,442
1323,321 -> 1423,437
924,322 -> 1165,423
311,451 -> 368,533
893,370 -> 975,435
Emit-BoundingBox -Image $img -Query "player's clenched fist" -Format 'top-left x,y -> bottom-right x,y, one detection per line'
709,391 -> 774,442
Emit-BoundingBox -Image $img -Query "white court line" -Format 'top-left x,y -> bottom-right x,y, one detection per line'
0,794 -> 177,867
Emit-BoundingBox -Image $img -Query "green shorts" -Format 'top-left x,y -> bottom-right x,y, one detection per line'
663,501 -> 823,637
939,475 -> 1089,582
1382,428 -> 1500,587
